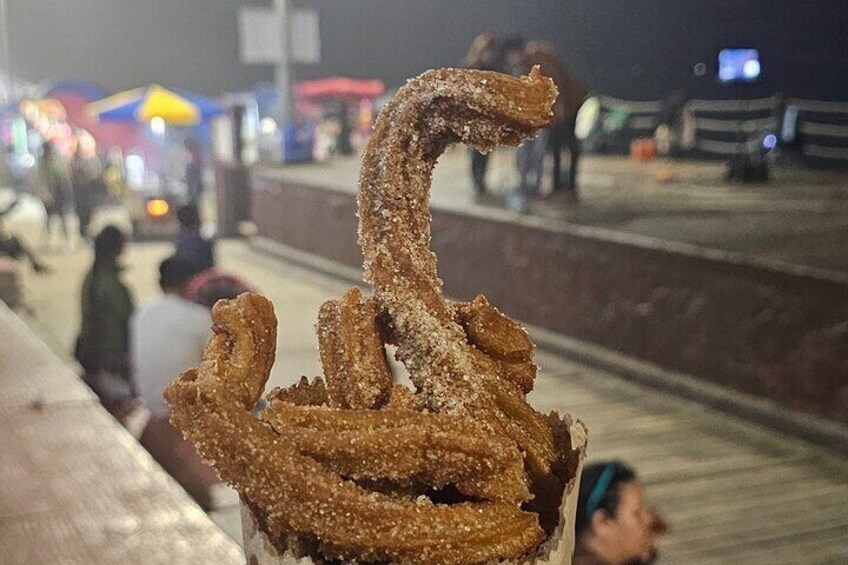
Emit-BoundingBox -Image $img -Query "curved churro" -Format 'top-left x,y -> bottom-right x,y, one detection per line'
456,295 -> 538,394
165,68 -> 587,565
165,294 -> 544,564
266,376 -> 328,407
261,403 -> 530,504
317,287 -> 393,409
358,67 -> 557,473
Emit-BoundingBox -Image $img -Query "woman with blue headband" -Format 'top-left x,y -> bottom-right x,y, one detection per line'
574,460 -> 668,564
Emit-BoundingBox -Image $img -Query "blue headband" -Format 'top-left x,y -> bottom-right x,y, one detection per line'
585,464 -> 617,518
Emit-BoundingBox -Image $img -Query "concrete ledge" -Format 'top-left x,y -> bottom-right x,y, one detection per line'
251,236 -> 848,456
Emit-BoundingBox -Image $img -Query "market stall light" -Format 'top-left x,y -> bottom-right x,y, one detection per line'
260,117 -> 277,135
146,198 -> 169,218
763,133 -> 778,150
150,116 -> 166,136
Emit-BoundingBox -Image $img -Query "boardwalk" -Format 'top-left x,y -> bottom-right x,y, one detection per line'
267,151 -> 848,274
530,354 -> 848,563
4,194 -> 848,562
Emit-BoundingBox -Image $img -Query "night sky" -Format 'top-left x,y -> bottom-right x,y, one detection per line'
8,0 -> 848,100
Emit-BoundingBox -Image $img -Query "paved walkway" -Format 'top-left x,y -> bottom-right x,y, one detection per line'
3,192 -> 847,562
268,150 -> 848,274
0,301 -> 243,564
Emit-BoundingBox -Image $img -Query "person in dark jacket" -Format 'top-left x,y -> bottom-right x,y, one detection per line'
174,204 -> 214,272
75,225 -> 135,415
524,41 -> 590,198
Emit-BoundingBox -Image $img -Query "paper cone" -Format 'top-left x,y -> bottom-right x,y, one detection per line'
241,417 -> 588,565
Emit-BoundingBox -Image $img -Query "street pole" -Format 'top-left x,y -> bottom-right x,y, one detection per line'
0,0 -> 11,103
274,0 -> 291,128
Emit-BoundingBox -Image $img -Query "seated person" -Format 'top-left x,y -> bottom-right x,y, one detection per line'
185,268 -> 253,309
131,255 -> 215,508
174,203 -> 214,272
76,226 -> 134,419
574,460 -> 668,565
1,195 -> 49,273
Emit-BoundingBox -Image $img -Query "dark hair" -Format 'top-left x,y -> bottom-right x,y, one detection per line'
159,255 -> 200,291
576,460 -> 637,538
93,225 -> 126,266
176,204 -> 200,229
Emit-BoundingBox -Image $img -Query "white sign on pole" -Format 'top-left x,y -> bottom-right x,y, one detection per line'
238,7 -> 283,64
291,8 -> 321,64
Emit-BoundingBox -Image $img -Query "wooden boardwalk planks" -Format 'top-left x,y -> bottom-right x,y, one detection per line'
529,355 -> 848,564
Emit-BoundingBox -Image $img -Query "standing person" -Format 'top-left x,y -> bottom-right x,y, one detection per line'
525,41 -> 590,199
574,461 -> 669,565
184,138 -> 204,205
75,226 -> 135,418
38,141 -> 73,250
132,255 -> 215,508
336,102 -> 354,157
102,147 -> 127,203
463,32 -> 502,198
174,203 -> 214,272
513,126 -> 549,211
70,135 -> 102,241
503,37 -> 549,211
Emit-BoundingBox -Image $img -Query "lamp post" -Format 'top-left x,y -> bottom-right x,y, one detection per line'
0,0 -> 11,103
274,0 -> 292,127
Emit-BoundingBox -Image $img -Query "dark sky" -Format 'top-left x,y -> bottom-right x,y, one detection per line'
295,0 -> 848,100
8,0 -> 268,95
8,0 -> 848,100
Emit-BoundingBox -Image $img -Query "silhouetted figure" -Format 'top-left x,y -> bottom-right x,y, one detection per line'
70,136 -> 102,240
75,226 -> 135,417
184,138 -> 204,205
336,102 -> 354,156
525,41 -> 590,197
38,141 -> 73,249
504,37 -> 550,210
464,32 -> 503,197
174,203 -> 214,272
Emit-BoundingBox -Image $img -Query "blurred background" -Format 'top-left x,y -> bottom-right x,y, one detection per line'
0,1 -> 846,564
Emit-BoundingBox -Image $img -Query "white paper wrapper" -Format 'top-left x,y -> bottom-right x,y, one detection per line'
241,417 -> 588,565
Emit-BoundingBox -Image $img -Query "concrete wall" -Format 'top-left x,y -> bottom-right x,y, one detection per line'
251,169 -> 848,426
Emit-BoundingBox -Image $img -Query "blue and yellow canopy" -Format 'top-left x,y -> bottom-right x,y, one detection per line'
86,84 -> 224,126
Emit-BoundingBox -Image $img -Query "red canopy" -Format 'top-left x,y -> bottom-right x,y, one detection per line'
295,77 -> 385,100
